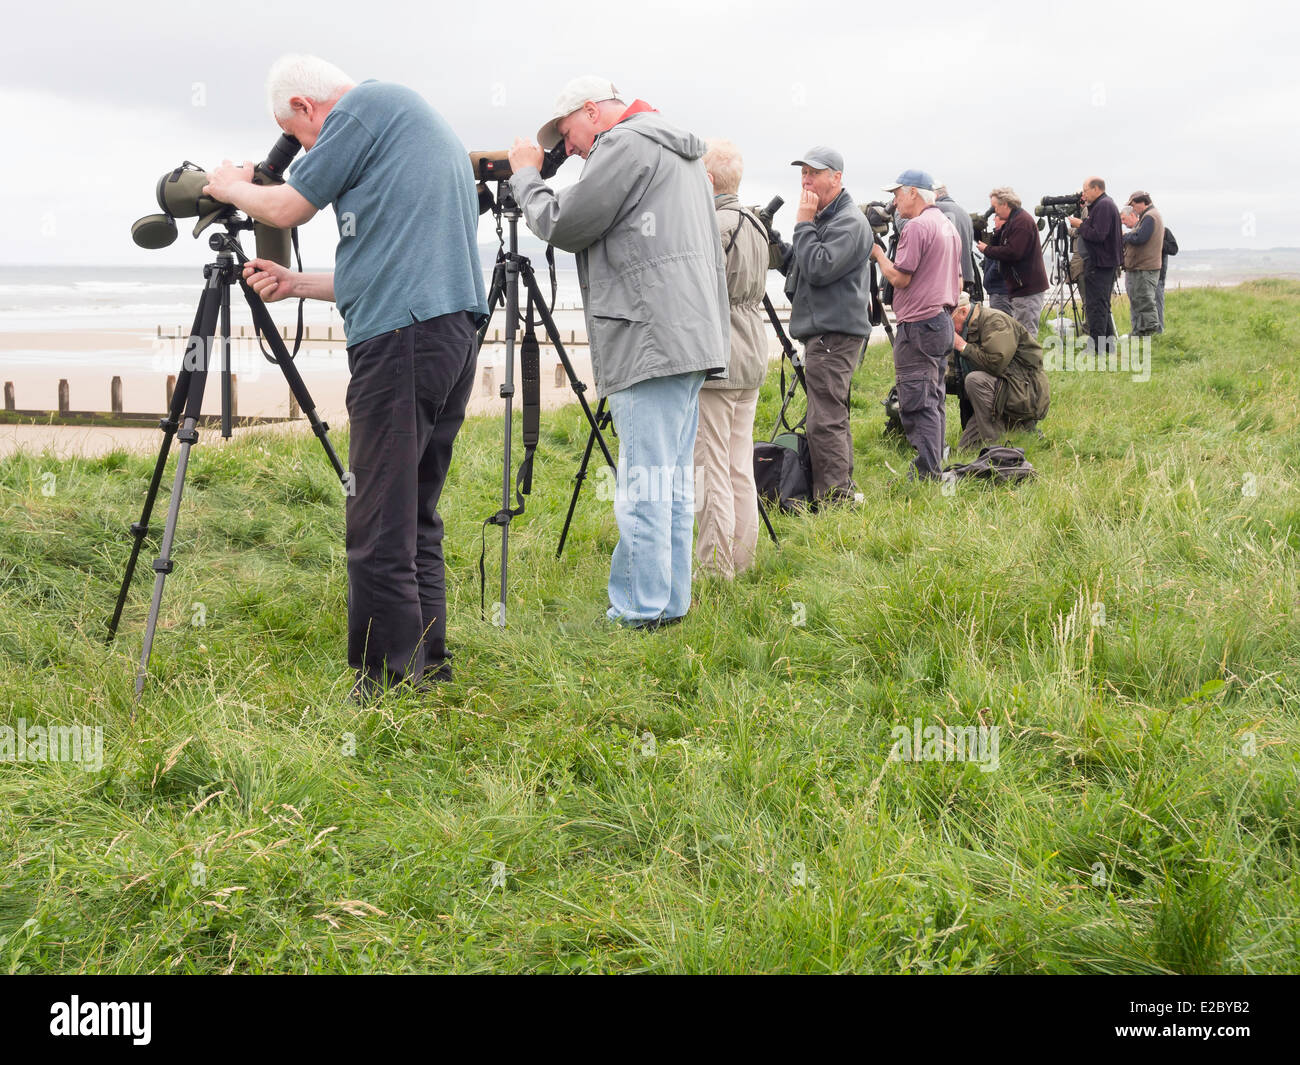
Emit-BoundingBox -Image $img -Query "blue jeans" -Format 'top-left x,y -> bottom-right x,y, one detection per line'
605,371 -> 705,625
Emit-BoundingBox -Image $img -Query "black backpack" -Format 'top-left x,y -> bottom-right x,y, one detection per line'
754,431 -> 814,512
941,444 -> 1037,485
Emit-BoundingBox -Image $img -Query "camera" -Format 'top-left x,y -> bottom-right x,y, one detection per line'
971,205 -> 996,242
1034,193 -> 1082,220
130,134 -> 304,265
470,143 -> 570,215
755,195 -> 784,237
861,199 -> 896,237
470,142 -> 569,185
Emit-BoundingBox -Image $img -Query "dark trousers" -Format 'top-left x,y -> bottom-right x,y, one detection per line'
345,311 -> 478,687
1084,263 -> 1117,354
894,313 -> 953,479
802,331 -> 866,498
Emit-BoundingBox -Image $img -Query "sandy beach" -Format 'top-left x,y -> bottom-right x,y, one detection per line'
0,267 -> 1245,461
0,308 -> 824,458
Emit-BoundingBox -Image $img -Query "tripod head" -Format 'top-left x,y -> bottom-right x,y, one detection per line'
480,179 -> 522,221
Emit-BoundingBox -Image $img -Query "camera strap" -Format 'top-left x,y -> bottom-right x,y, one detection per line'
253,226 -> 306,366
544,244 -> 559,316
868,237 -> 886,327
722,207 -> 766,255
478,286 -> 543,618
289,227 -> 305,358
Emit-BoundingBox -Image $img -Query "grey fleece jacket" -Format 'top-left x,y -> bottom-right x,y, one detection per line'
779,188 -> 873,341
508,111 -> 729,397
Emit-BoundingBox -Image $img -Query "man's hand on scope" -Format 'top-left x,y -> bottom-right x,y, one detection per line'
204,160 -> 256,203
242,259 -> 293,303
507,138 -> 545,175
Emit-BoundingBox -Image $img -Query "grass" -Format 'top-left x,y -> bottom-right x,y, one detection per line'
1,280 -> 1297,974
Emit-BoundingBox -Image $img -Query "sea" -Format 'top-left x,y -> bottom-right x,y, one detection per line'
1,249 -> 1294,338
0,258 -> 586,335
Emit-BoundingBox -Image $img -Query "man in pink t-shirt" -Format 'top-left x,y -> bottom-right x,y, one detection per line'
871,169 -> 962,479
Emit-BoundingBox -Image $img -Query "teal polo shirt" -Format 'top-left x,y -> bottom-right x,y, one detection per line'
287,80 -> 488,346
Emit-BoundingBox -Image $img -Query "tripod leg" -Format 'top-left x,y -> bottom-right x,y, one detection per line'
517,260 -> 617,470
770,346 -> 806,441
135,373 -> 211,699
757,492 -> 778,546
557,400 -> 610,558
134,279 -> 221,699
476,255 -> 508,350
107,288 -> 209,644
238,278 -> 347,482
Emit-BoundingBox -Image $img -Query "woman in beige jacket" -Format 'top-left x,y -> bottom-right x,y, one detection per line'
697,140 -> 771,578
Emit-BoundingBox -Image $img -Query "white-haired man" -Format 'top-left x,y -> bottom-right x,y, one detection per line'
204,54 -> 488,699
506,77 -> 728,629
697,138 -> 768,579
870,169 -> 962,480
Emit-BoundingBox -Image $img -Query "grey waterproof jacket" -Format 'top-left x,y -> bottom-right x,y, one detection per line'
706,194 -> 769,391
779,188 -> 873,341
510,110 -> 729,397
935,194 -> 975,285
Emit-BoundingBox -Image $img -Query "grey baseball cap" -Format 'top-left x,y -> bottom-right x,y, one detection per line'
791,146 -> 844,172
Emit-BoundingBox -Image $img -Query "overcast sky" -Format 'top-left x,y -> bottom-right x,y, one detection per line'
2,0 -> 1295,267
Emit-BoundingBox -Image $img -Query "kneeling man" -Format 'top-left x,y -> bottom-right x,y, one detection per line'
950,294 -> 1050,450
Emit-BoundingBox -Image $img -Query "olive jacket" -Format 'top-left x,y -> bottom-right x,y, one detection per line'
958,304 -> 1050,424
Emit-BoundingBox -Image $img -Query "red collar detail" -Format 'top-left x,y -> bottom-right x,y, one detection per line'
615,99 -> 657,125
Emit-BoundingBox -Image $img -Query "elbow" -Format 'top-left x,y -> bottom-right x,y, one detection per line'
264,202 -> 305,229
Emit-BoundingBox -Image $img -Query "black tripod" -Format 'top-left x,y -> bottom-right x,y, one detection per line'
476,181 -> 616,624
1041,216 -> 1085,337
106,226 -> 347,700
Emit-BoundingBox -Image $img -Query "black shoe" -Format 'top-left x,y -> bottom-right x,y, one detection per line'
636,613 -> 686,632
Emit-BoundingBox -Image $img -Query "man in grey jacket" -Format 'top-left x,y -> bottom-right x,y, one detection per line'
775,146 -> 873,504
508,76 -> 729,628
934,180 -> 977,297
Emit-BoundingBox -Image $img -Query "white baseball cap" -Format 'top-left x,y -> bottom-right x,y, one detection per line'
536,75 -> 624,149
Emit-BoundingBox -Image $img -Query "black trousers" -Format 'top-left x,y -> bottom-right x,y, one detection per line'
344,311 -> 478,686
1084,263 -> 1117,354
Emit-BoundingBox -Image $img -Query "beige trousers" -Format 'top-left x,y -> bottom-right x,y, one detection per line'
693,386 -> 761,579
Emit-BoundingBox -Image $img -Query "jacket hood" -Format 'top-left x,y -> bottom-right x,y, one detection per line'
607,109 -> 706,161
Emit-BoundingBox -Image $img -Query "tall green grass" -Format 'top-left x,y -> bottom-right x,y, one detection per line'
1,281 -> 1296,973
